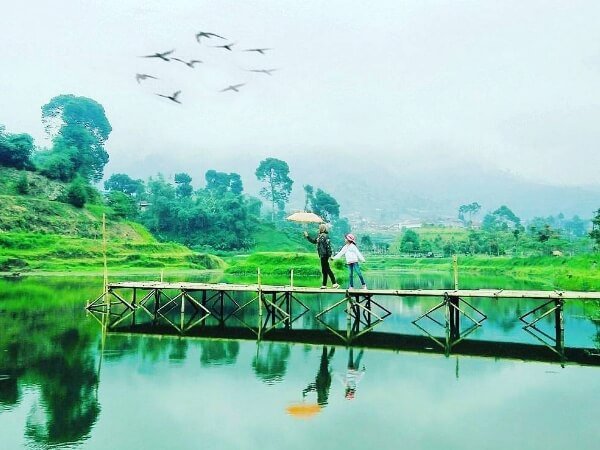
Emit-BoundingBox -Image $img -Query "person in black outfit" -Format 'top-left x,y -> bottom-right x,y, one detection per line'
302,346 -> 335,406
304,224 -> 339,289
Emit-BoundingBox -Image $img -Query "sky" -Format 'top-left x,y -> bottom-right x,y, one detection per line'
1,0 -> 600,190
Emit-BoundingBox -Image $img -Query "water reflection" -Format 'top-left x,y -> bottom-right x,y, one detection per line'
252,343 -> 291,383
341,348 -> 365,400
302,346 -> 335,406
200,340 -> 239,366
1,274 -> 600,450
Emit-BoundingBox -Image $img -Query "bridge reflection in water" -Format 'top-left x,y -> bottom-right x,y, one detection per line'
86,281 -> 600,367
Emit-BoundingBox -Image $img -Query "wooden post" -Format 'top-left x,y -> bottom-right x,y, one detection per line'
180,290 -> 186,331
453,255 -> 459,290
257,268 -> 263,317
102,213 -> 109,313
290,268 -> 294,289
555,299 -> 564,356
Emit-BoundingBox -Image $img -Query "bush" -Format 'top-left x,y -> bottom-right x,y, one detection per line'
66,177 -> 88,208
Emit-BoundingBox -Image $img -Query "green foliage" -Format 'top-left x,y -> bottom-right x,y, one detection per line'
312,188 -> 340,222
255,157 -> 293,220
104,173 -> 144,196
400,229 -> 420,253
591,208 -> 600,250
0,125 -> 35,170
139,172 -> 256,250
36,141 -> 77,181
39,94 -> 112,182
458,201 -> 481,225
106,191 -> 138,219
174,172 -> 193,198
15,173 -> 30,195
65,176 -> 88,208
482,205 -> 521,232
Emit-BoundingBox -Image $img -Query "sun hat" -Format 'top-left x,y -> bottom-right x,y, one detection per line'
345,233 -> 356,243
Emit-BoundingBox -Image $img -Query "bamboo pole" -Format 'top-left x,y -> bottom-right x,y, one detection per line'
258,268 -> 263,317
102,213 -> 108,295
453,255 -> 458,290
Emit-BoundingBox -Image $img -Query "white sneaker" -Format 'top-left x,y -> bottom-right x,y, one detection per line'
320,285 -> 327,289
362,284 -> 368,289
332,283 -> 340,289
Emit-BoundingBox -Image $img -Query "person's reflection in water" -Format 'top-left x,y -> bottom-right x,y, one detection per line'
302,346 -> 335,406
341,348 -> 365,400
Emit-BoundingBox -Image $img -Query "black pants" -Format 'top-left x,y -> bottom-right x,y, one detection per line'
320,257 -> 336,286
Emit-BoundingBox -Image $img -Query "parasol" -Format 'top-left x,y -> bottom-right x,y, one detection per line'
285,402 -> 322,418
286,211 -> 324,224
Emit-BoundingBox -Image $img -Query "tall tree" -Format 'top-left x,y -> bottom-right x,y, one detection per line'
174,172 -> 193,198
458,202 -> 481,226
590,208 -> 600,250
40,95 -> 112,182
255,158 -> 293,221
312,188 -> 340,222
303,184 -> 314,211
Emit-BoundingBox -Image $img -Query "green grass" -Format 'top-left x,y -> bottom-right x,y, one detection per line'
224,251 -> 600,291
248,222 -> 313,252
0,231 -> 225,273
225,252 -> 345,276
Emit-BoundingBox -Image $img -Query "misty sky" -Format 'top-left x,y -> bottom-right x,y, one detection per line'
1,0 -> 599,188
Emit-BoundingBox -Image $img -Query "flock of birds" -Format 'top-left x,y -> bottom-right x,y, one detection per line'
136,30 -> 277,104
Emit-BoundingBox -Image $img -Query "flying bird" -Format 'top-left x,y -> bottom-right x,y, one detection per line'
172,58 -> 203,68
196,31 -> 226,42
247,69 -> 278,76
213,42 -> 235,51
244,48 -> 271,54
139,49 -> 175,61
156,90 -> 182,103
220,83 -> 245,93
136,73 -> 159,83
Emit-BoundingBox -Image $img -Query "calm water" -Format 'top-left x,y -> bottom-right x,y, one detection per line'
1,272 -> 599,450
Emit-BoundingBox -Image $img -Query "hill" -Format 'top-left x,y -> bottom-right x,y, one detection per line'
0,167 -> 313,273
0,168 -> 225,273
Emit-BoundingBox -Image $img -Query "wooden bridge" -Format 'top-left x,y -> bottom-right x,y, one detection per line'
86,280 -> 600,365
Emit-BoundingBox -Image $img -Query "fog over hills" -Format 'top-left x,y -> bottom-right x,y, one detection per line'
110,150 -> 600,223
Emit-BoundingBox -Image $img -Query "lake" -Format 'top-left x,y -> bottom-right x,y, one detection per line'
1,271 -> 599,449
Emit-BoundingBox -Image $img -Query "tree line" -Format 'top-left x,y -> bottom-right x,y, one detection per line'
1,94 -> 348,251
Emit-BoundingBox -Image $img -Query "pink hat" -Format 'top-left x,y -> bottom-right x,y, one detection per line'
345,233 -> 356,243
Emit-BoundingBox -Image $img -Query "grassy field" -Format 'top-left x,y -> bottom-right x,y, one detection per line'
224,251 -> 600,291
0,230 -> 225,273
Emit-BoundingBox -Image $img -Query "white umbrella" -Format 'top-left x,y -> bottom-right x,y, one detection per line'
286,211 -> 324,224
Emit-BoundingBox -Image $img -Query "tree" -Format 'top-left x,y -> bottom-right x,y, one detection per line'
590,209 -> 600,250
40,95 -> 112,182
174,172 -> 193,198
312,188 -> 340,222
106,191 -> 138,219
360,235 -> 373,252
482,205 -> 521,232
458,202 -> 481,226
400,229 -> 420,254
255,158 -> 293,221
205,170 -> 243,195
303,184 -> 314,211
0,126 -> 35,170
104,173 -> 144,196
